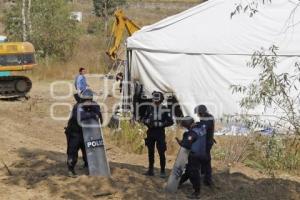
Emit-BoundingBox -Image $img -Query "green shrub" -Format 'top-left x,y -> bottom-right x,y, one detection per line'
87,19 -> 104,34
4,0 -> 80,60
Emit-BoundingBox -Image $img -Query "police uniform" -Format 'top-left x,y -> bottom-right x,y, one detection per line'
196,112 -> 214,185
142,103 -> 173,175
65,101 -> 102,174
179,124 -> 208,196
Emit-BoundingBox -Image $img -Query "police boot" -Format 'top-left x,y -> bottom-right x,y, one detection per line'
187,191 -> 200,199
68,168 -> 77,178
143,168 -> 154,176
204,179 -> 214,187
160,169 -> 167,178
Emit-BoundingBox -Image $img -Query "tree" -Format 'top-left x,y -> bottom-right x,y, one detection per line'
21,0 -> 27,41
4,0 -> 79,60
231,46 -> 300,135
230,0 -> 300,135
92,0 -> 126,32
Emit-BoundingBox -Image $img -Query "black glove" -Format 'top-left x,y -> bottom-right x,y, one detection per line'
144,138 -> 149,146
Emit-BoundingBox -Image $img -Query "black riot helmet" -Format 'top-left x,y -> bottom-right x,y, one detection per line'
180,116 -> 195,129
152,91 -> 164,103
194,104 -> 208,115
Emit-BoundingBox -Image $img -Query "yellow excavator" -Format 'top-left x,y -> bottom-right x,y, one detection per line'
106,9 -> 140,61
0,41 -> 36,98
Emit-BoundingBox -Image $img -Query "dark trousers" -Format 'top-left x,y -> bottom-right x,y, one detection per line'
201,148 -> 212,182
145,128 -> 167,172
66,131 -> 87,170
179,154 -> 205,193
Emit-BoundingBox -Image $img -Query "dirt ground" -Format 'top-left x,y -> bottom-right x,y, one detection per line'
0,80 -> 299,200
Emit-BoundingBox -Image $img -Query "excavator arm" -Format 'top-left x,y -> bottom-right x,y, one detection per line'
106,9 -> 140,60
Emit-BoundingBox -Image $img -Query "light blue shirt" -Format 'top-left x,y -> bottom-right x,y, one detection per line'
75,74 -> 88,93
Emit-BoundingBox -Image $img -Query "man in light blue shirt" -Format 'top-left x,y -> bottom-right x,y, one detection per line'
74,67 -> 90,102
75,67 -> 88,94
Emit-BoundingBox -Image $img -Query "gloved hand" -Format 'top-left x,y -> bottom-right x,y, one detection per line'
144,138 -> 149,146
87,112 -> 99,120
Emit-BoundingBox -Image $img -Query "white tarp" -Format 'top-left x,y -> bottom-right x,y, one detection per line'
127,0 -> 300,118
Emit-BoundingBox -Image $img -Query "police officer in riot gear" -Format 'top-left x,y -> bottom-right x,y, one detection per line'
177,116 -> 208,199
65,89 -> 103,177
142,91 -> 174,178
194,105 -> 215,186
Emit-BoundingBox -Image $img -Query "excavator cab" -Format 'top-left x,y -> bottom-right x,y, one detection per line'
0,42 -> 36,98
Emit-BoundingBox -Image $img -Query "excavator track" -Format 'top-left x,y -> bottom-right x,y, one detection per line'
0,76 -> 32,98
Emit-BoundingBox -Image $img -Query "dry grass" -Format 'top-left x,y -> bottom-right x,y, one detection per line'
126,1 -> 198,26
107,121 -> 300,175
31,34 -> 108,80
131,0 -> 200,2
213,134 -> 300,175
213,135 -> 253,166
27,0 -> 200,80
0,0 -> 203,79
106,120 -> 185,155
0,1 -> 6,34
106,121 -> 147,154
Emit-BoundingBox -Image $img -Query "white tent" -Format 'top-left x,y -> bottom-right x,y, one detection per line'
126,0 -> 300,118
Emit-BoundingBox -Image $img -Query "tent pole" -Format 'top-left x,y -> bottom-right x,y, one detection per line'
122,48 -> 132,117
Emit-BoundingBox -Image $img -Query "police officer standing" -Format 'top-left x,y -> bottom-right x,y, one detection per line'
65,89 -> 103,177
177,116 -> 208,199
142,91 -> 174,178
194,105 -> 215,186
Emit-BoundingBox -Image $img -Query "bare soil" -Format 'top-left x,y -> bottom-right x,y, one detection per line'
0,80 -> 299,200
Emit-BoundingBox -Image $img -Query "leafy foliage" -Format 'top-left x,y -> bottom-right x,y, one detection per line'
213,134 -> 300,174
4,0 -> 79,60
93,0 -> 126,18
230,0 -> 272,18
249,135 -> 300,174
231,46 -> 300,134
87,19 -> 105,34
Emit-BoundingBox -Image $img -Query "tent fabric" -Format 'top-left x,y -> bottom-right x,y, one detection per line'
126,0 -> 300,118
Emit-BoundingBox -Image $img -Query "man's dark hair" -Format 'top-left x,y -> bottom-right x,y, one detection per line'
79,67 -> 85,73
